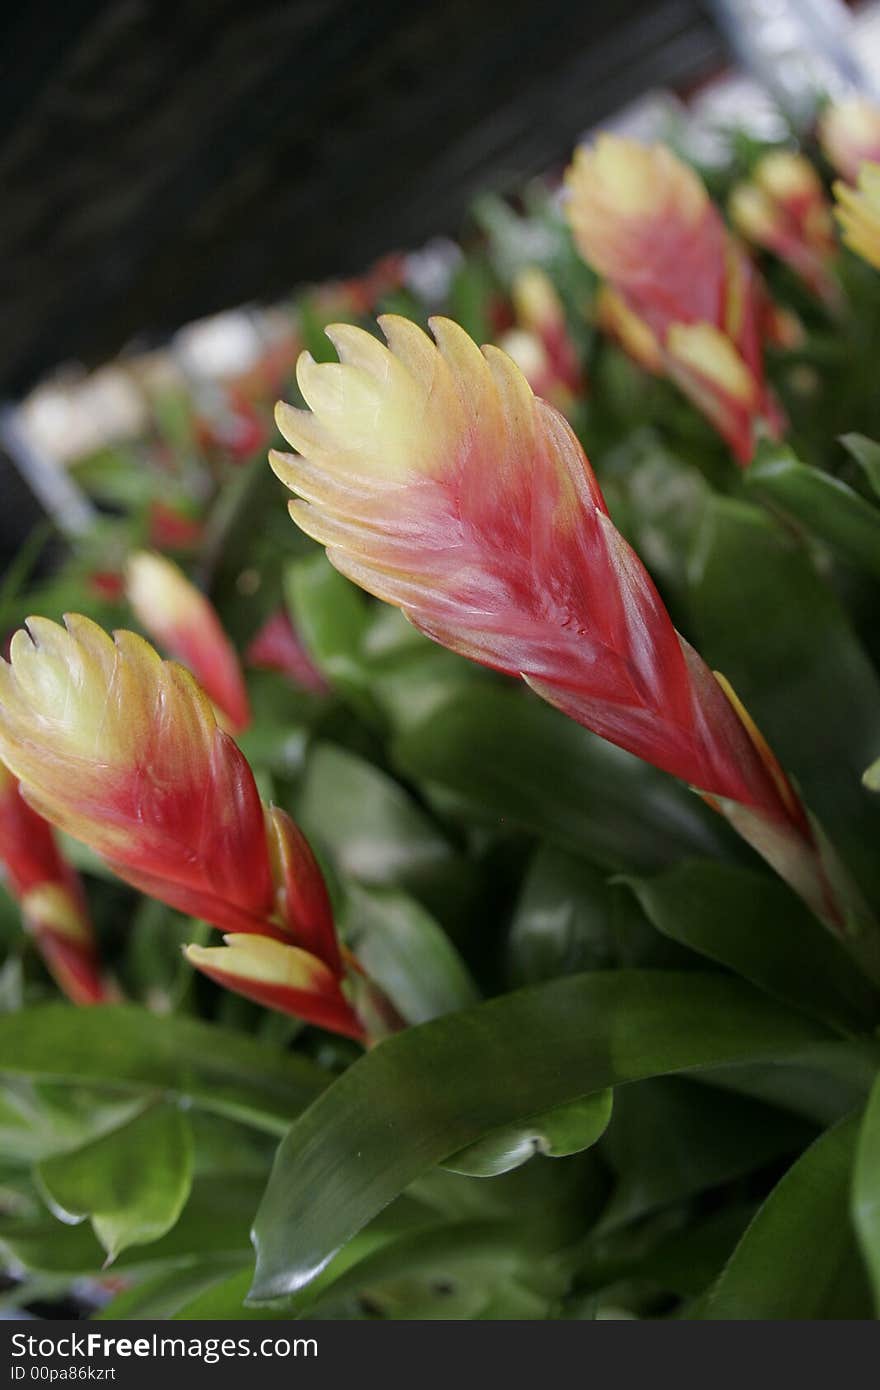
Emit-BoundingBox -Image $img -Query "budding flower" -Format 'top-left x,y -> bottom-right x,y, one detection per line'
503,267 -> 582,409
245,608 -> 329,695
126,551 -> 251,732
564,134 -> 783,464
729,152 -> 839,306
0,762 -> 107,1004
833,162 -> 880,272
0,616 -> 367,1038
272,315 -> 868,957
184,935 -> 362,1040
820,98 -> 880,184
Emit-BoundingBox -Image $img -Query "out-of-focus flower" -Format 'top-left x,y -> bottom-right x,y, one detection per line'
729,151 -> 839,306
820,98 -> 880,184
595,286 -> 664,373
126,551 -> 251,732
833,162 -> 880,271
272,315 -> 867,950
245,609 -> 330,695
0,616 -> 371,1040
0,761 -> 108,1004
147,502 -> 205,552
87,571 -> 126,602
504,267 -> 582,408
564,134 -> 783,464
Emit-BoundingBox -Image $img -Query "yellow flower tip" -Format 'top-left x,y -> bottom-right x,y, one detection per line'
184,933 -> 334,993
666,323 -> 756,406
512,266 -> 563,332
596,287 -> 663,374
820,97 -> 880,181
729,182 -> 778,241
755,150 -> 822,203
833,160 -> 880,269
21,883 -> 91,945
126,551 -> 205,631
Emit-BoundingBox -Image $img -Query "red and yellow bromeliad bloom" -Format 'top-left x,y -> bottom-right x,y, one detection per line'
0,616 -> 367,1039
270,314 -> 873,962
0,761 -> 108,1005
819,97 -> 880,184
126,551 -> 251,733
833,161 -> 880,272
564,134 -> 784,465
729,151 -> 839,307
498,267 -> 582,412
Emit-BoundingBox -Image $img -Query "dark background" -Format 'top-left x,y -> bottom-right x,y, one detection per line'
2,0 -> 726,399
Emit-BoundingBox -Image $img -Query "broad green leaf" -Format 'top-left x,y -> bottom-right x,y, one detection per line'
250,970 -> 831,1299
284,553 -> 375,716
853,1073 -> 880,1311
341,883 -> 479,1024
840,432 -> 880,498
394,687 -> 737,873
690,498 -> 880,904
747,445 -> 880,579
598,1078 -> 813,1231
36,1103 -> 192,1261
0,1005 -> 326,1134
297,742 -> 454,888
627,860 -> 879,1033
96,1258 -> 248,1320
0,1174 -> 261,1276
507,850 -> 617,984
702,1114 -> 873,1318
445,1091 -> 614,1178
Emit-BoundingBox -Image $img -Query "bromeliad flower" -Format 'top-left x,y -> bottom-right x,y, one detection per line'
564,134 -> 783,465
0,616 -> 369,1039
501,267 -> 582,410
126,551 -> 251,732
271,315 -> 877,976
0,761 -> 108,1005
833,162 -> 880,272
729,152 -> 839,306
820,98 -> 880,184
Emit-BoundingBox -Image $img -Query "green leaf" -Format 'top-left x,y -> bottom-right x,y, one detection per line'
394,687 -> 737,873
0,1174 -> 261,1276
445,1091 -> 614,1178
746,444 -> 880,579
96,1259 -> 248,1320
284,553 -> 375,716
506,849 -> 617,984
840,432 -> 880,499
341,883 -> 479,1024
250,970 -> 831,1299
865,755 -> 880,793
598,1078 -> 813,1231
0,1004 -> 326,1134
35,1103 -> 193,1261
627,860 -> 879,1033
297,742 -> 454,887
690,498 -> 880,904
853,1073 -> 880,1312
702,1114 -> 873,1318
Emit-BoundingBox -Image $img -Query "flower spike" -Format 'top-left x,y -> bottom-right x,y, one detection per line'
0,615 -> 375,1040
729,152 -> 839,307
126,551 -> 251,732
0,761 -> 108,1004
564,134 -> 783,464
833,162 -> 880,271
820,98 -> 880,184
272,315 -> 877,974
